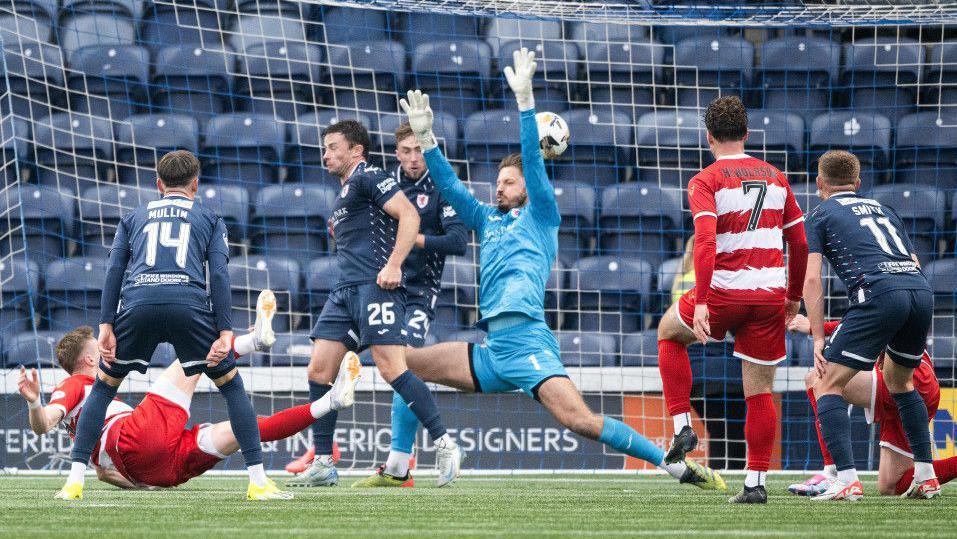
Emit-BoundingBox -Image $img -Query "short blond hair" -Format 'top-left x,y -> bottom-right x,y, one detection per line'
56,326 -> 93,374
818,150 -> 860,187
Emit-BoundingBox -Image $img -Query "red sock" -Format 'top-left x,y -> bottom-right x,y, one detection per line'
256,404 -> 315,442
658,339 -> 692,416
231,334 -> 241,359
895,456 -> 957,495
745,393 -> 776,472
807,387 -> 834,466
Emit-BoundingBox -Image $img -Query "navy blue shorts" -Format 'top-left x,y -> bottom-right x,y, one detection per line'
403,294 -> 436,348
825,288 -> 933,371
310,284 -> 407,350
103,303 -> 235,379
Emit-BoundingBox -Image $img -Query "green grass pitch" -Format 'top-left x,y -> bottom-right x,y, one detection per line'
0,475 -> 953,538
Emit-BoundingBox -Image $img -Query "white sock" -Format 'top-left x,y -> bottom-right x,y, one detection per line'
384,450 -> 412,478
233,333 -> 257,356
312,454 -> 334,467
659,458 -> 688,480
744,470 -> 766,488
67,462 -> 87,486
914,461 -> 937,483
248,463 -> 267,487
823,464 -> 837,480
837,468 -> 858,485
310,392 -> 334,418
672,413 -> 691,435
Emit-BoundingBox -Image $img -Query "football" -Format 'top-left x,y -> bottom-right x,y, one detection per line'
536,111 -> 570,159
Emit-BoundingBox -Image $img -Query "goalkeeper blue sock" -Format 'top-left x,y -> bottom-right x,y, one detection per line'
816,394 -> 856,478
892,389 -> 932,464
217,374 -> 263,467
599,417 -> 665,465
309,380 -> 337,455
70,377 -> 118,465
389,370 -> 446,442
390,391 -> 419,454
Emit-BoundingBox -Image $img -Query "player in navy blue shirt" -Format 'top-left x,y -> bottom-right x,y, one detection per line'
290,120 -> 463,488
59,151 -> 291,501
803,150 -> 939,500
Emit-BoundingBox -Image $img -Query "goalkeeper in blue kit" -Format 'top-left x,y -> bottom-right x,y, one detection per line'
385,48 -> 725,489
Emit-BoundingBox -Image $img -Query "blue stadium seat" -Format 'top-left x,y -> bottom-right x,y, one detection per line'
550,108 -> 633,187
496,40 -> 578,112
869,185 -> 947,262
236,41 -> 323,120
152,45 -> 234,125
673,36 -> 754,108
411,40 -> 493,125
787,333 -> 815,367
565,256 -> 652,333
67,44 -> 149,119
0,5 -> 54,45
377,111 -> 459,167
3,331 -> 61,368
552,181 -> 596,264
924,258 -> 957,312
545,260 -> 566,329
634,110 -> 709,186
33,113 -> 114,195
78,184 -> 156,256
655,256 -> 682,312
925,41 -> 957,107
203,113 -> 286,191
598,182 -> 684,267
579,40 -> 666,121
619,330 -> 659,367
115,114 -> 200,187
466,181 -> 496,205
304,256 -> 340,323
841,37 -> 924,122
791,183 -> 823,214
1,43 -> 66,121
0,184 -> 74,263
570,21 -> 649,46
196,185 -> 249,248
0,117 -> 28,184
318,5 -> 390,44
59,0 -> 144,19
326,40 -> 405,114
268,333 -> 313,367
463,109 -> 522,182
140,0 -> 225,53
151,342 -> 177,368
58,14 -> 136,59
745,110 -> 805,173
823,262 -> 849,319
808,111 -> 892,185
931,314 -> 954,338
229,14 -> 307,52
0,259 -> 39,350
435,257 -> 477,334
228,255 -> 300,333
235,0 -> 302,16
43,257 -> 109,331
400,12 -> 482,50
894,112 -> 957,190
485,16 -> 564,57
556,331 -> 618,367
928,335 -> 956,375
653,26 -> 729,47
285,110 -> 373,185
251,185 -> 338,269
758,36 -> 840,123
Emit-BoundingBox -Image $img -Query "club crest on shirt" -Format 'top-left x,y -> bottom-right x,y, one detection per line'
416,194 -> 429,209
340,184 -> 350,198
510,208 -> 521,218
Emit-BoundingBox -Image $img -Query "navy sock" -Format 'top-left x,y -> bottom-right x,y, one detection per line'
70,378 -> 118,464
389,370 -> 446,442
892,389 -> 933,463
816,394 -> 855,471
217,374 -> 263,467
309,380 -> 337,455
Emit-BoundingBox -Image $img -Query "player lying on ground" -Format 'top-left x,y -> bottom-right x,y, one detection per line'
18,322 -> 360,490
382,48 -> 726,491
786,314 -> 957,497
655,96 -> 809,504
803,150 -> 939,501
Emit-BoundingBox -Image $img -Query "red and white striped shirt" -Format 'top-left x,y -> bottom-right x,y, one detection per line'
48,374 -> 134,468
688,154 -> 806,305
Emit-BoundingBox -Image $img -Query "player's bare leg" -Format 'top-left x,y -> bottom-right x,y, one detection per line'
812,362 -> 865,501
656,304 -> 700,464
405,342 -> 476,392
537,377 -> 726,492
882,359 -> 939,499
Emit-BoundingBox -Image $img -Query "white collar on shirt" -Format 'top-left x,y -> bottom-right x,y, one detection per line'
715,153 -> 751,160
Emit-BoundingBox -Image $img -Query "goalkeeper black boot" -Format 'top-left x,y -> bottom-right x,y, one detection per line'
664,425 -> 698,464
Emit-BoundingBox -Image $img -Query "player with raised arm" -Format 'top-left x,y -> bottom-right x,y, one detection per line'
655,96 -> 810,504
18,324 -> 359,490
803,150 -> 939,501
391,48 -> 726,491
288,120 -> 463,488
58,150 -> 290,501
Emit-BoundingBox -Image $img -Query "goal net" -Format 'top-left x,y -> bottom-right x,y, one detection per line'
1,0 -> 956,475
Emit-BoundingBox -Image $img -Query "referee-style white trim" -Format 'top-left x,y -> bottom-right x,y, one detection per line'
179,360 -> 207,369
49,403 -> 67,417
196,424 -> 229,459
147,198 -> 194,211
693,211 -> 717,220
879,440 -> 914,459
864,369 -> 878,424
841,350 -> 875,363
886,346 -> 923,360
147,377 -> 193,415
347,329 -> 359,343
783,216 -> 805,229
113,358 -> 150,366
733,350 -> 786,366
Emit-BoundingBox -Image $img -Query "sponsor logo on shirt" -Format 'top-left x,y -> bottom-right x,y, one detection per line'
510,208 -> 521,218
376,177 -> 398,194
132,273 -> 190,286
442,205 -> 456,218
340,184 -> 350,198
416,194 -> 429,209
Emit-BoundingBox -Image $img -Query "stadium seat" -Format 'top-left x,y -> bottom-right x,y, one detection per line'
399,12 -> 483,50
579,40 -> 666,121
43,256 -> 109,331
565,256 -> 652,333
619,329 -> 659,367
228,14 -> 307,53
0,117 -> 28,184
285,110 -> 373,185
0,5 -> 54,45
139,0 -> 225,53
268,333 -> 313,366
598,182 -> 684,267
235,0 -> 302,17
552,181 -> 596,264
435,256 -> 477,334
545,260 -> 567,329
326,40 -> 405,114
78,184 -> 157,257
67,44 -> 149,119
745,110 -> 805,173
673,36 -> 754,108
808,111 -> 892,185
841,37 -> 924,122
927,335 -> 957,375
634,110 -> 709,186
318,5 -> 390,44
894,112 -> 957,190
115,114 -> 200,187
466,181 -> 496,205
152,45 -> 234,125
303,256 -> 340,323
58,14 -> 136,59
377,111 -> 459,167
787,333 -> 815,367
790,183 -> 823,214
550,108 -> 633,187
495,40 -> 578,112
236,41 -> 323,120
655,256 -> 683,313
570,21 -> 649,47
463,109 -> 522,182
0,184 -> 74,263
652,26 -> 729,47
1,43 -> 66,121
0,259 -> 40,350
32,113 -> 114,195
228,255 -> 300,333
869,185 -> 947,262
758,36 -> 840,123
930,314 -> 955,341
196,185 -> 249,249
485,16 -> 564,57
822,262 -> 849,319
925,41 -> 957,108
3,331 -> 61,368
251,185 -> 338,269
556,331 -> 618,367
58,0 -> 144,20
203,113 -> 286,192
411,40 -> 493,124
924,258 -> 957,312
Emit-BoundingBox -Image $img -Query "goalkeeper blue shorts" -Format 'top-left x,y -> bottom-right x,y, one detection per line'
468,318 -> 568,400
